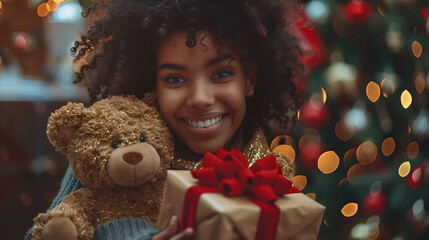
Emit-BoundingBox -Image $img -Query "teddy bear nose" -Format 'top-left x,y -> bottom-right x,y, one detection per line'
123,152 -> 143,165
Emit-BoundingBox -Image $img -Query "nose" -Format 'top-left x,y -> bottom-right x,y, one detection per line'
123,152 -> 143,165
187,79 -> 214,109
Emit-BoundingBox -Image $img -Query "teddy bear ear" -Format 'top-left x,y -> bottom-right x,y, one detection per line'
141,91 -> 159,109
46,102 -> 89,154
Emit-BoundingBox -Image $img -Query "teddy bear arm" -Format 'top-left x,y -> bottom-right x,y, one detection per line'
32,189 -> 96,240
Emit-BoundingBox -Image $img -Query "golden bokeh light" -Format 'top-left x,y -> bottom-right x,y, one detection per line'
37,3 -> 50,17
273,145 -> 295,163
297,110 -> 300,120
53,0 -> 64,4
366,81 -> 381,103
381,137 -> 395,156
407,141 -> 419,159
415,76 -> 425,93
338,178 -> 348,187
321,87 -> 327,104
0,1 -> 3,10
47,0 -> 59,12
306,193 -> 316,200
347,164 -> 369,182
292,175 -> 307,191
341,202 -> 358,217
324,218 -> 330,227
398,161 -> 411,177
400,90 -> 412,109
335,120 -> 355,142
318,151 -> 340,174
380,77 -> 395,98
412,41 -> 422,58
270,135 -> 295,151
343,148 -> 357,168
356,141 -> 378,165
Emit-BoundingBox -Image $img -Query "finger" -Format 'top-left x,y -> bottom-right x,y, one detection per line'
152,216 -> 179,240
170,228 -> 194,240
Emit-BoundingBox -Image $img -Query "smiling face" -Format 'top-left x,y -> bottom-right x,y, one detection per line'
156,31 -> 254,154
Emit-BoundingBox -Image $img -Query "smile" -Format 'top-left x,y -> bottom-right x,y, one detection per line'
185,115 -> 224,128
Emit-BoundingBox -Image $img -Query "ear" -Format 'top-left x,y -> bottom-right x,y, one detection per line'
46,102 -> 87,154
245,64 -> 257,96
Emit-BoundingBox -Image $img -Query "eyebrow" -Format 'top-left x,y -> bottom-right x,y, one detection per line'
158,54 -> 234,71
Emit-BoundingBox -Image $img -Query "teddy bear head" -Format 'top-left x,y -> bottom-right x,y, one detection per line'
46,95 -> 174,189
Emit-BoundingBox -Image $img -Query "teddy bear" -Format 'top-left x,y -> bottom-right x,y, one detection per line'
32,95 -> 174,240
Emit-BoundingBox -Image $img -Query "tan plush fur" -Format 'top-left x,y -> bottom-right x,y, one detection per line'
32,95 -> 174,240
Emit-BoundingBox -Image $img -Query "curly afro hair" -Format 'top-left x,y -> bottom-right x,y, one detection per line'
72,0 -> 302,143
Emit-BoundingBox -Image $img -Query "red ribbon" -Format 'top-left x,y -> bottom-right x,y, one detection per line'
179,148 -> 300,240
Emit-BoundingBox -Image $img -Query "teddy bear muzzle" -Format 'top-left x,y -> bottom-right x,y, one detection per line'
107,142 -> 161,187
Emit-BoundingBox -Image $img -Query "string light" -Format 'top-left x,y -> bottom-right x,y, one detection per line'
415,76 -> 425,93
407,141 -> 419,159
412,41 -> 422,58
356,141 -> 377,166
335,120 -> 355,142
37,3 -> 50,17
381,137 -> 395,156
366,81 -> 381,103
398,161 -> 411,177
292,175 -> 307,191
400,90 -> 412,109
341,203 -> 358,217
318,151 -> 340,174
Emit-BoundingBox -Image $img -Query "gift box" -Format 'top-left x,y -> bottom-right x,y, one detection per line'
158,168 -> 325,240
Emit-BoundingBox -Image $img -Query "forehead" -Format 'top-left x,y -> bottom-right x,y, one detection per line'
156,31 -> 232,66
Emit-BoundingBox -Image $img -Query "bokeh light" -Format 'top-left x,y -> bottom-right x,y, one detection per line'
335,120 -> 355,142
273,145 -> 295,163
343,148 -> 357,168
341,202 -> 358,217
292,175 -> 307,191
321,87 -> 327,103
407,141 -> 419,159
377,3 -> 386,17
356,141 -> 377,165
270,135 -> 296,150
398,161 -> 411,177
37,3 -> 50,17
13,33 -> 28,51
0,1 -> 3,10
380,77 -> 395,98
306,193 -> 316,200
47,0 -> 59,12
338,178 -> 348,187
53,0 -> 65,4
318,151 -> 340,174
400,90 -> 412,109
347,163 -> 369,182
412,41 -> 422,58
381,137 -> 395,156
415,76 -> 425,93
366,81 -> 381,103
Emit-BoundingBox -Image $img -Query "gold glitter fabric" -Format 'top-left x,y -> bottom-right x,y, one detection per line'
33,95 -> 174,240
170,127 -> 294,179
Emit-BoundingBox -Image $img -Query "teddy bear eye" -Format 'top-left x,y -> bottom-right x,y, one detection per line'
139,136 -> 145,142
111,141 -> 119,149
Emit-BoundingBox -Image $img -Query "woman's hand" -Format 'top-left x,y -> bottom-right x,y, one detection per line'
151,216 -> 193,240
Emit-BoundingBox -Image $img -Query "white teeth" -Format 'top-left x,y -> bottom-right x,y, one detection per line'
186,116 -> 223,128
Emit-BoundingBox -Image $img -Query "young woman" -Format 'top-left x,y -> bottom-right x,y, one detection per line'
26,0 -> 301,239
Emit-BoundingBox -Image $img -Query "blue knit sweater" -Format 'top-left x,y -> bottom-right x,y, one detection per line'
24,166 -> 160,240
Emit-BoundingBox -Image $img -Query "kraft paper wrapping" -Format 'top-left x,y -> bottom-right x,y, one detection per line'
157,170 -> 325,240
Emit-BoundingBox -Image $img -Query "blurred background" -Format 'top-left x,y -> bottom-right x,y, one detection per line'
0,0 -> 428,239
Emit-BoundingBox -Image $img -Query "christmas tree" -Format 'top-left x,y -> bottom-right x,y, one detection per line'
271,0 -> 429,239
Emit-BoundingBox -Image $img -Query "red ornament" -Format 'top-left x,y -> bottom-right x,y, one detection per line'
363,192 -> 387,216
299,101 -> 328,128
407,162 -> 427,190
343,1 -> 372,24
299,142 -> 325,171
291,9 -> 328,69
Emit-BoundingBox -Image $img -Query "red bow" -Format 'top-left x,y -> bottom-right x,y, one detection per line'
191,148 -> 294,203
